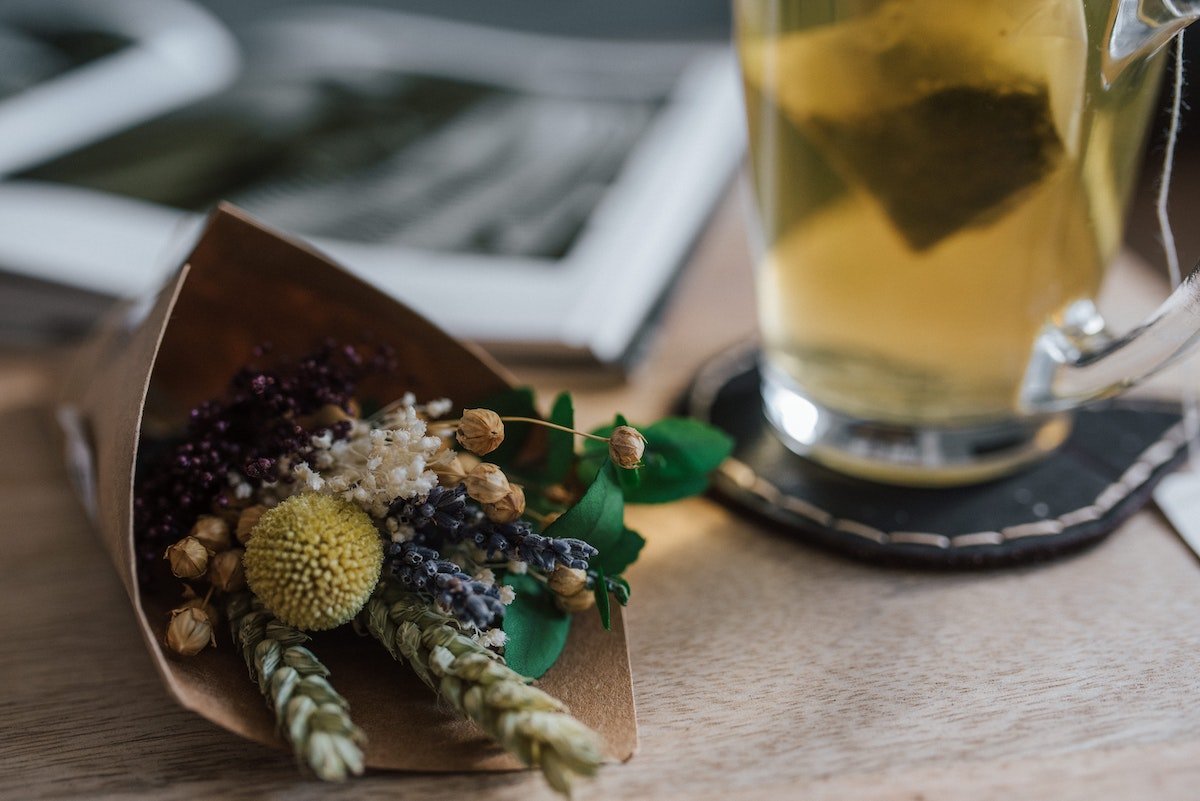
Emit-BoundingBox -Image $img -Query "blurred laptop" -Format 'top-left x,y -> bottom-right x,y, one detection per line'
0,1 -> 742,365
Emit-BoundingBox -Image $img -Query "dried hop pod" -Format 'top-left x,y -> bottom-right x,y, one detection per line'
483,484 -> 526,524
235,504 -> 266,545
165,536 -> 210,579
312,402 -> 355,427
608,425 -> 647,469
189,515 -> 231,553
456,408 -> 505,455
166,605 -> 215,656
464,463 -> 511,504
211,496 -> 245,528
547,564 -> 588,597
243,493 -> 383,631
178,596 -> 220,628
556,586 -> 597,614
434,453 -> 467,488
209,548 -> 246,592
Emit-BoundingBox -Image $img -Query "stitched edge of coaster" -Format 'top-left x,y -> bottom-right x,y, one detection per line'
691,342 -> 1190,552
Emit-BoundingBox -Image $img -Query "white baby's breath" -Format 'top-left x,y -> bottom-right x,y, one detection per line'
228,472 -> 254,500
293,462 -> 326,492
475,627 -> 507,648
422,398 -> 454,419
288,402 -> 442,518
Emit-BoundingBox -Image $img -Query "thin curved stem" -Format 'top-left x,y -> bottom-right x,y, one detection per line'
499,416 -> 610,443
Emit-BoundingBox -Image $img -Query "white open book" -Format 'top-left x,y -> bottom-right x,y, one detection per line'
0,4 -> 743,364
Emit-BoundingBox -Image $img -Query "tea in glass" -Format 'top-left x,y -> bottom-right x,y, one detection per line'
736,0 -> 1163,426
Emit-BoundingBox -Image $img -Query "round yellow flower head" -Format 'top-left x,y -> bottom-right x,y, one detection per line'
243,493 -> 383,631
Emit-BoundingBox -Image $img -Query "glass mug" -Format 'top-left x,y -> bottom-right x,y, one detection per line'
735,0 -> 1200,485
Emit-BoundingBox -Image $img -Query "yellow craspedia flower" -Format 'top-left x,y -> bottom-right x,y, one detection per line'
243,493 -> 383,631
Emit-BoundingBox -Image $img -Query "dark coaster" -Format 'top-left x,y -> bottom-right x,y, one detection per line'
688,346 -> 1192,568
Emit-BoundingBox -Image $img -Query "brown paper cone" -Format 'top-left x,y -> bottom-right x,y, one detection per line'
57,204 -> 637,771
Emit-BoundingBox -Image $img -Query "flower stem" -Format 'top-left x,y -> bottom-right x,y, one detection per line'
524,508 -> 553,524
430,416 -> 610,443
499,416 -> 610,443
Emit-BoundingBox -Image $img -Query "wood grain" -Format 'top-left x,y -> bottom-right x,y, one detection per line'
4,196 -> 1200,800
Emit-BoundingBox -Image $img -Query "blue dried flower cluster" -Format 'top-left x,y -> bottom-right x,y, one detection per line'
383,483 -> 597,628
383,542 -> 504,630
471,523 -> 597,572
391,484 -> 468,537
389,484 -> 597,572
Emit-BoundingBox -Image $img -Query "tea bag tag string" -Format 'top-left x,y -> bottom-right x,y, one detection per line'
1156,31 -> 1198,460
1151,33 -> 1200,563
1157,32 -> 1187,292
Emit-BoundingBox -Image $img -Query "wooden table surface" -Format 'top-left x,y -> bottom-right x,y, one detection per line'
4,197 -> 1200,800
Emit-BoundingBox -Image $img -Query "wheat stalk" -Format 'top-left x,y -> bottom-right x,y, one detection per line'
362,586 -> 604,794
226,592 -> 366,780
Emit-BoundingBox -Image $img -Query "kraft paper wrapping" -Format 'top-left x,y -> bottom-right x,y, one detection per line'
57,204 -> 638,771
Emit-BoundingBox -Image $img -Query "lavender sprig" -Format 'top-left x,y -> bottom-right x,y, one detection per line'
382,542 -> 504,630
388,484 -> 468,539
472,522 -> 598,573
389,484 -> 598,573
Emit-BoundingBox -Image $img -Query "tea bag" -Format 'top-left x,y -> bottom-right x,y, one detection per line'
807,85 -> 1064,251
743,82 -> 849,238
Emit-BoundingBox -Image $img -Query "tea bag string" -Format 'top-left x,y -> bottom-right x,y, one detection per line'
1157,32 -> 1186,289
1155,32 -> 1199,462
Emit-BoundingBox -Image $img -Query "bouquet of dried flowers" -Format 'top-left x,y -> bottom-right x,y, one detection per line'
135,341 -> 731,793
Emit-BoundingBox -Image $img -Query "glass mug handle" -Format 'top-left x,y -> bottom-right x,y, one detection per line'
1021,265 -> 1200,412
1028,0 -> 1200,411
1105,0 -> 1200,85
1025,1 -> 1200,410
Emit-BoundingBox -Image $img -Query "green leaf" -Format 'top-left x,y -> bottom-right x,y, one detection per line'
544,461 -> 624,553
643,418 -> 734,473
576,450 -> 607,485
595,527 -> 645,575
593,566 -> 611,631
544,392 -> 575,484
624,467 -> 711,503
581,416 -> 733,503
617,466 -> 641,491
501,574 -> 571,679
477,387 -> 539,469
609,576 -> 631,606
